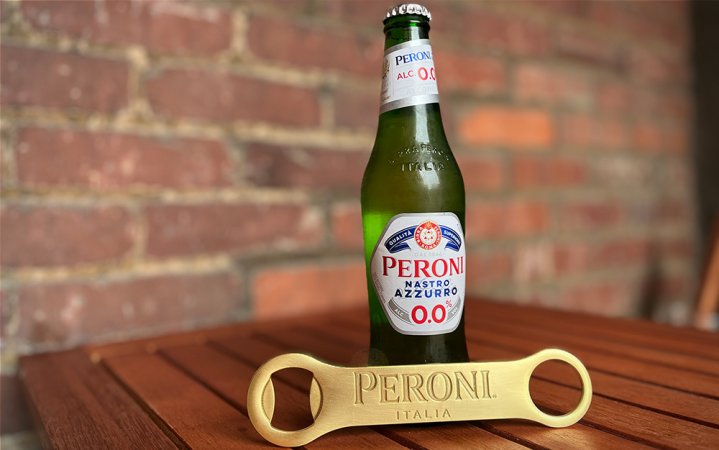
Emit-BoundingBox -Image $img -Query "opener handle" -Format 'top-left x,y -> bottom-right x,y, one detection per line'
247,350 -> 592,447
247,353 -> 332,447
518,349 -> 593,427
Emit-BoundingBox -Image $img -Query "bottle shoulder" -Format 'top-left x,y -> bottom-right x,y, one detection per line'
364,141 -> 462,178
362,141 -> 464,211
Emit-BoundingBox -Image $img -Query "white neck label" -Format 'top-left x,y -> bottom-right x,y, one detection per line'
380,39 -> 440,113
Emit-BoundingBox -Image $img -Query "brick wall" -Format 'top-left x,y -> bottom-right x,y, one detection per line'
0,0 -> 695,438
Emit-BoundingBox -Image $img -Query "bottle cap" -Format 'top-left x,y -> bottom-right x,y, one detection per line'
384,3 -> 432,22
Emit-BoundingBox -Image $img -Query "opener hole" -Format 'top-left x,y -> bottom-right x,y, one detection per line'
529,360 -> 583,415
269,368 -> 316,431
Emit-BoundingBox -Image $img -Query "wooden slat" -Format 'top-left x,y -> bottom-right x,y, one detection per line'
481,421 -> 653,449
479,301 -> 719,362
381,423 -> 533,450
20,350 -> 176,450
479,301 -> 719,353
158,343 -> 404,449
103,352 -> 273,449
463,319 -> 719,399
84,310 -> 346,360
472,339 -> 719,427
158,344 -> 256,414
85,332 -> 208,360
265,325 -> 652,450
529,376 -> 719,448
478,307 -> 719,374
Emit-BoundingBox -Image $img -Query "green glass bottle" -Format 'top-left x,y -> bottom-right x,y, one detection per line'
362,4 -> 469,365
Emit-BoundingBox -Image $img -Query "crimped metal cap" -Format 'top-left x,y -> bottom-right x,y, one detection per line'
384,3 -> 432,22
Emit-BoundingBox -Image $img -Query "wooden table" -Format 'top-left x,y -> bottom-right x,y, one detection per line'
20,300 -> 719,449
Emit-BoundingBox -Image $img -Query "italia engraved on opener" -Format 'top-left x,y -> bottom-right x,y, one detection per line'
371,212 -> 465,335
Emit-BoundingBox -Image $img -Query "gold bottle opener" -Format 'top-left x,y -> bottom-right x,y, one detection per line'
247,349 -> 592,447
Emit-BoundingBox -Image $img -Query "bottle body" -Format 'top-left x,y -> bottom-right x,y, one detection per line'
361,10 -> 469,365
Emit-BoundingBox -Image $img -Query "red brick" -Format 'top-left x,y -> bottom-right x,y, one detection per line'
512,156 -> 586,189
323,0 -> 456,33
322,0 -> 393,28
663,124 -> 690,153
553,242 -> 593,274
145,69 -> 320,127
460,10 -> 551,56
0,1 -> 13,23
253,260 -> 365,319
145,202 -> 323,258
595,239 -> 651,267
633,89 -> 693,121
0,46 -> 129,113
659,238 -> 694,260
245,144 -> 367,192
561,113 -> 628,151
663,156 -> 693,188
559,201 -> 623,230
597,81 -> 632,113
456,154 -> 505,192
16,128 -> 232,190
601,118 -> 630,151
466,249 -> 513,292
334,89 -> 379,130
629,50 -> 688,86
1,375 -> 33,434
587,1 -> 633,32
435,51 -> 506,94
632,120 -> 663,152
555,32 -> 624,70
21,1 -> 232,56
515,0 -> 587,16
0,205 -> 133,268
657,276 -> 690,299
590,1 -> 690,49
650,198 -> 688,223
459,107 -> 554,150
16,272 -> 241,346
247,15 -> 382,77
331,201 -> 363,250
0,290 -> 7,340
466,200 -> 549,239
559,282 -> 635,316
251,0 -> 316,14
514,63 -> 593,107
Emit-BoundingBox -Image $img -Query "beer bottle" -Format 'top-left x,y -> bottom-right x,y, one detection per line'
362,4 -> 469,365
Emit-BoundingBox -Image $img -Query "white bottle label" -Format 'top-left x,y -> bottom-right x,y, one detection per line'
381,39 -> 439,113
370,212 -> 465,335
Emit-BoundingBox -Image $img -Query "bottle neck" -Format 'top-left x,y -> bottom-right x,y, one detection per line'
383,16 -> 429,49
376,17 -> 447,145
